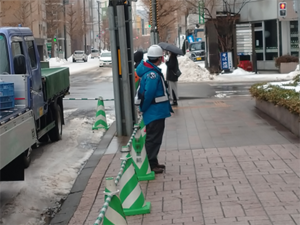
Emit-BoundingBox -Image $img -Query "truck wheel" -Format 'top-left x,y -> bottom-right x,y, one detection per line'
48,104 -> 62,142
23,148 -> 32,169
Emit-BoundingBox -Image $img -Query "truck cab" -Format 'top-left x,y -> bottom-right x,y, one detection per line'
187,41 -> 206,62
0,27 -> 70,181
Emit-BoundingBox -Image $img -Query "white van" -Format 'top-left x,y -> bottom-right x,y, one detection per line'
91,49 -> 100,58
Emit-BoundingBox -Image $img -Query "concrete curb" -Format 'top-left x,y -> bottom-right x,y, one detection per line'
50,122 -> 117,225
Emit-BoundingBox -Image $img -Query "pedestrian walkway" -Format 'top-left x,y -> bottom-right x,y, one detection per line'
57,97 -> 299,225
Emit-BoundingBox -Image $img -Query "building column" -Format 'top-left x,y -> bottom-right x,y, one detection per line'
281,21 -> 290,55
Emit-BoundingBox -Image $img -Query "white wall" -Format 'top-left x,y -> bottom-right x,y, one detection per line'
238,0 -> 277,22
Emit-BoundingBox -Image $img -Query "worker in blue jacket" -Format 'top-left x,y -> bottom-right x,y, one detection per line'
136,45 -> 173,174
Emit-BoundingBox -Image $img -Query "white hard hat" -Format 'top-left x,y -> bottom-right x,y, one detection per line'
147,45 -> 163,58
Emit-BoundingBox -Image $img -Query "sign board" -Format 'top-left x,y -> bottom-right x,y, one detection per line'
236,24 -> 252,55
46,43 -> 52,51
187,35 -> 194,43
220,52 -> 233,70
197,38 -> 202,42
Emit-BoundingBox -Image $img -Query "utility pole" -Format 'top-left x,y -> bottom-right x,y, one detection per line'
108,0 -> 137,136
298,0 -> 300,66
178,25 -> 181,48
150,0 -> 159,44
63,0 -> 67,60
97,1 -> 101,52
83,0 -> 87,53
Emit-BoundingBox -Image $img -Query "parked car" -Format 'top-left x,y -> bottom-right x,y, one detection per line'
73,50 -> 87,62
99,51 -> 112,67
91,49 -> 100,58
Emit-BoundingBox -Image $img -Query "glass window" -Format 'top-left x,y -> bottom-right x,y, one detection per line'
255,30 -> 263,60
264,20 -> 278,60
11,41 -> 24,57
290,21 -> 299,57
0,34 -> 10,74
26,41 -> 37,68
101,52 -> 111,57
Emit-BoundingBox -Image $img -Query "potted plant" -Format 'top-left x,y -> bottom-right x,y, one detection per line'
275,55 -> 298,73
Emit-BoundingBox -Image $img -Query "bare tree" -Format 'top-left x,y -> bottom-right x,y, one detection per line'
45,0 -> 64,57
101,15 -> 110,50
141,0 -> 183,42
13,0 -> 36,29
66,3 -> 78,53
185,0 -> 250,52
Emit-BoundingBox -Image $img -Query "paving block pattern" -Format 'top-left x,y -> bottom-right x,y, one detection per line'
69,98 -> 300,225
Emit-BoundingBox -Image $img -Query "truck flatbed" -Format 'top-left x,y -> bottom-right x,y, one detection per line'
0,107 -> 29,125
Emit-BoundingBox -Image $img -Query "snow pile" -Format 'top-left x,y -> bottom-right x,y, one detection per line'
221,67 -> 255,75
261,80 -> 300,93
288,64 -> 300,78
47,57 -> 68,67
177,55 -> 210,82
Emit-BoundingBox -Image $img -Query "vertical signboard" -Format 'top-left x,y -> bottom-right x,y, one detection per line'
187,35 -> 194,43
220,52 -> 233,70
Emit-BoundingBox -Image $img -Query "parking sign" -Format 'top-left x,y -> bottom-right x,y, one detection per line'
220,52 -> 233,70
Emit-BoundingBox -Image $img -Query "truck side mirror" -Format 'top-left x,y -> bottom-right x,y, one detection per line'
14,54 -> 27,74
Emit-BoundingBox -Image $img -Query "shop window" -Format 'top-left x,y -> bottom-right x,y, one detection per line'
290,21 -> 298,57
264,20 -> 278,60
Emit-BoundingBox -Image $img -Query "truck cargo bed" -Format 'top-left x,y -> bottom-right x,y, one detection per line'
41,67 -> 70,100
0,109 -> 37,170
0,107 -> 28,125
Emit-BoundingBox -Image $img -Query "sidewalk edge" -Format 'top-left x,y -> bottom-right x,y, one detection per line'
50,122 -> 117,225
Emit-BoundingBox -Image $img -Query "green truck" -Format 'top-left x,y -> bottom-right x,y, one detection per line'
0,27 -> 70,181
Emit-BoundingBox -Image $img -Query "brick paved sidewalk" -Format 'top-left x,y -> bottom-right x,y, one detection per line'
69,98 -> 300,225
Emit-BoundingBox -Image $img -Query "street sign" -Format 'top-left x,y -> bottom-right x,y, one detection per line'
187,35 -> 194,43
46,43 -> 52,51
197,38 -> 202,42
220,52 -> 233,70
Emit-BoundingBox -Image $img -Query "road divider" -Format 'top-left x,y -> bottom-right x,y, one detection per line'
63,98 -> 114,101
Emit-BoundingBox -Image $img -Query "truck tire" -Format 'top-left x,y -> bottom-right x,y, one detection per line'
23,148 -> 31,169
48,104 -> 62,142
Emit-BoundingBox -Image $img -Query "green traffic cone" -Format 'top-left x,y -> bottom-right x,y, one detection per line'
92,96 -> 108,130
131,124 -> 155,181
119,153 -> 151,216
101,178 -> 127,225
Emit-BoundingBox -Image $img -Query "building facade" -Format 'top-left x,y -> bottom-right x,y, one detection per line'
238,0 -> 298,70
0,0 -> 47,59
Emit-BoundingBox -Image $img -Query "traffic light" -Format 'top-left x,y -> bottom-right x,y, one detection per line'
53,36 -> 57,42
148,24 -> 151,28
279,2 -> 287,17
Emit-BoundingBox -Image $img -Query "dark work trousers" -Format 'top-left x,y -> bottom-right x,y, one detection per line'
145,118 -> 165,169
172,90 -> 177,103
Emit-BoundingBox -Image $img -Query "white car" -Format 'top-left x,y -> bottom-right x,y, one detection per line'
99,52 -> 112,67
73,50 -> 87,62
91,49 -> 100,58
